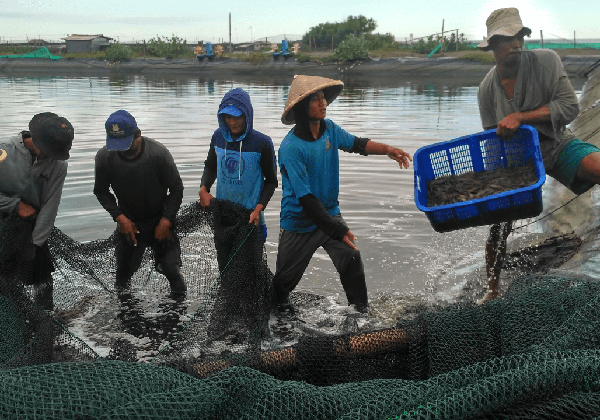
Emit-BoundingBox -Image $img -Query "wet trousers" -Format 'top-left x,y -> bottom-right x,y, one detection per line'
114,225 -> 186,294
272,215 -> 368,309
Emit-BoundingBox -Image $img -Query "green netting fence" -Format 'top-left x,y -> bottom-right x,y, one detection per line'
0,47 -> 62,60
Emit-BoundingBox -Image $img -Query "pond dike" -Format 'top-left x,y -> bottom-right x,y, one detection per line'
1,54 -> 598,83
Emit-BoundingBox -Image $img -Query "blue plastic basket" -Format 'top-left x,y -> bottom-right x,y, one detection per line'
414,125 -> 546,232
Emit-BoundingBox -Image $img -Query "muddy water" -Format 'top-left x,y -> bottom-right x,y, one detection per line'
0,74 -> 587,354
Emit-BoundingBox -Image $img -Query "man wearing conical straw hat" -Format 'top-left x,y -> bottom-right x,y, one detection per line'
273,75 -> 412,313
476,8 -> 600,304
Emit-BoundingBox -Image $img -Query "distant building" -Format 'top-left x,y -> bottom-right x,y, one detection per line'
62,34 -> 112,53
28,39 -> 49,46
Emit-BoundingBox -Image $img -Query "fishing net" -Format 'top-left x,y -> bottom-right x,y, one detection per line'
2,197 -> 600,419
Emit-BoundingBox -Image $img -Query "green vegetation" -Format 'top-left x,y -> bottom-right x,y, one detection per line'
104,43 -> 133,62
294,53 -> 312,63
461,51 -> 496,63
334,34 -> 369,61
145,35 -> 193,59
303,15 -> 377,50
0,45 -> 35,55
364,33 -> 396,50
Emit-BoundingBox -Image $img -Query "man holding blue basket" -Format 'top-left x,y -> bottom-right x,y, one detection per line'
477,8 -> 600,303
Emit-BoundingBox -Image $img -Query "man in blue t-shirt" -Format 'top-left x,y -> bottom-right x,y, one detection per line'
199,88 -> 278,272
274,75 -> 412,313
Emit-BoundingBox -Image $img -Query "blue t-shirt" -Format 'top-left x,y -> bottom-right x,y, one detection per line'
278,119 -> 355,232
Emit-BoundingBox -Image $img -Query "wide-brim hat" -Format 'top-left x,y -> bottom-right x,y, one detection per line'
29,112 -> 74,161
478,7 -> 532,51
281,75 -> 344,125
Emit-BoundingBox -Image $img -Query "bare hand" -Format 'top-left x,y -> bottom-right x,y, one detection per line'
198,186 -> 214,210
116,214 -> 139,246
249,211 -> 260,225
155,217 -> 173,242
249,204 -> 264,226
342,230 -> 358,251
387,147 -> 412,169
17,201 -> 36,220
497,113 -> 522,140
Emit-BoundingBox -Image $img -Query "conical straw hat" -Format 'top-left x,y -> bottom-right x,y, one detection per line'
281,75 -> 344,125
478,8 -> 531,51
0,149 -> 6,163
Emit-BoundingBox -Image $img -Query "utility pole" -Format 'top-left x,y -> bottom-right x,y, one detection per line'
440,19 -> 444,52
456,29 -> 459,51
229,13 -> 232,52
540,30 -> 544,48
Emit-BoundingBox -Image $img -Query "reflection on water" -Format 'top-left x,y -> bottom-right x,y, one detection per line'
0,73 -> 581,301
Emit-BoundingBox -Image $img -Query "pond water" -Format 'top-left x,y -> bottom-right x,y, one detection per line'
0,73 -> 584,306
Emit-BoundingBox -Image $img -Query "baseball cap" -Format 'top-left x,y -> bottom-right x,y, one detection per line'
28,112 -> 74,160
219,105 -> 243,117
105,110 -> 138,151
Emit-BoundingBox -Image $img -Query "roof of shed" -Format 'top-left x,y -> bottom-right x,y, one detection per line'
62,34 -> 113,41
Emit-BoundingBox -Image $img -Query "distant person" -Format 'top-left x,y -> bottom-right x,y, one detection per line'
199,88 -> 278,272
0,112 -> 74,310
94,110 -> 186,295
273,75 -> 412,313
476,8 -> 600,304
194,42 -> 203,57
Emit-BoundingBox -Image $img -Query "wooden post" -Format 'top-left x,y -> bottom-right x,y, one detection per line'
574,31 -> 576,49
441,19 -> 444,52
143,39 -> 146,58
332,34 -> 334,51
540,30 -> 544,48
456,29 -> 459,51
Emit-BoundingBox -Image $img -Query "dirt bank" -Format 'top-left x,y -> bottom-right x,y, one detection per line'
1,52 -> 598,86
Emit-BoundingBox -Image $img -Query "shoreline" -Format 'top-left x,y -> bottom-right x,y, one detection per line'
2,55 -> 599,86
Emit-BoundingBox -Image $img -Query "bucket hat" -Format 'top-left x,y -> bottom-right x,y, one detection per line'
29,112 -> 74,161
105,110 -> 138,151
281,75 -> 344,125
478,8 -> 532,51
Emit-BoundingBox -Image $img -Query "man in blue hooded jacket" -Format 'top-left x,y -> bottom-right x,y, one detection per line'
199,88 -> 278,272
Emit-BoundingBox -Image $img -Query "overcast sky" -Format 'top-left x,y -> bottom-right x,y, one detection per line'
1,0 -> 598,44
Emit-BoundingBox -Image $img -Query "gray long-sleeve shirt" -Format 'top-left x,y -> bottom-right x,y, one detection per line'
478,49 -> 579,170
0,133 -> 68,246
93,137 -> 183,224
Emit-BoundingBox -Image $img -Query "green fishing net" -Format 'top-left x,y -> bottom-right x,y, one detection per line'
2,198 -> 600,419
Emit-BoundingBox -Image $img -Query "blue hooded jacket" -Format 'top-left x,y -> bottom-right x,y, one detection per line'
200,88 -> 278,225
